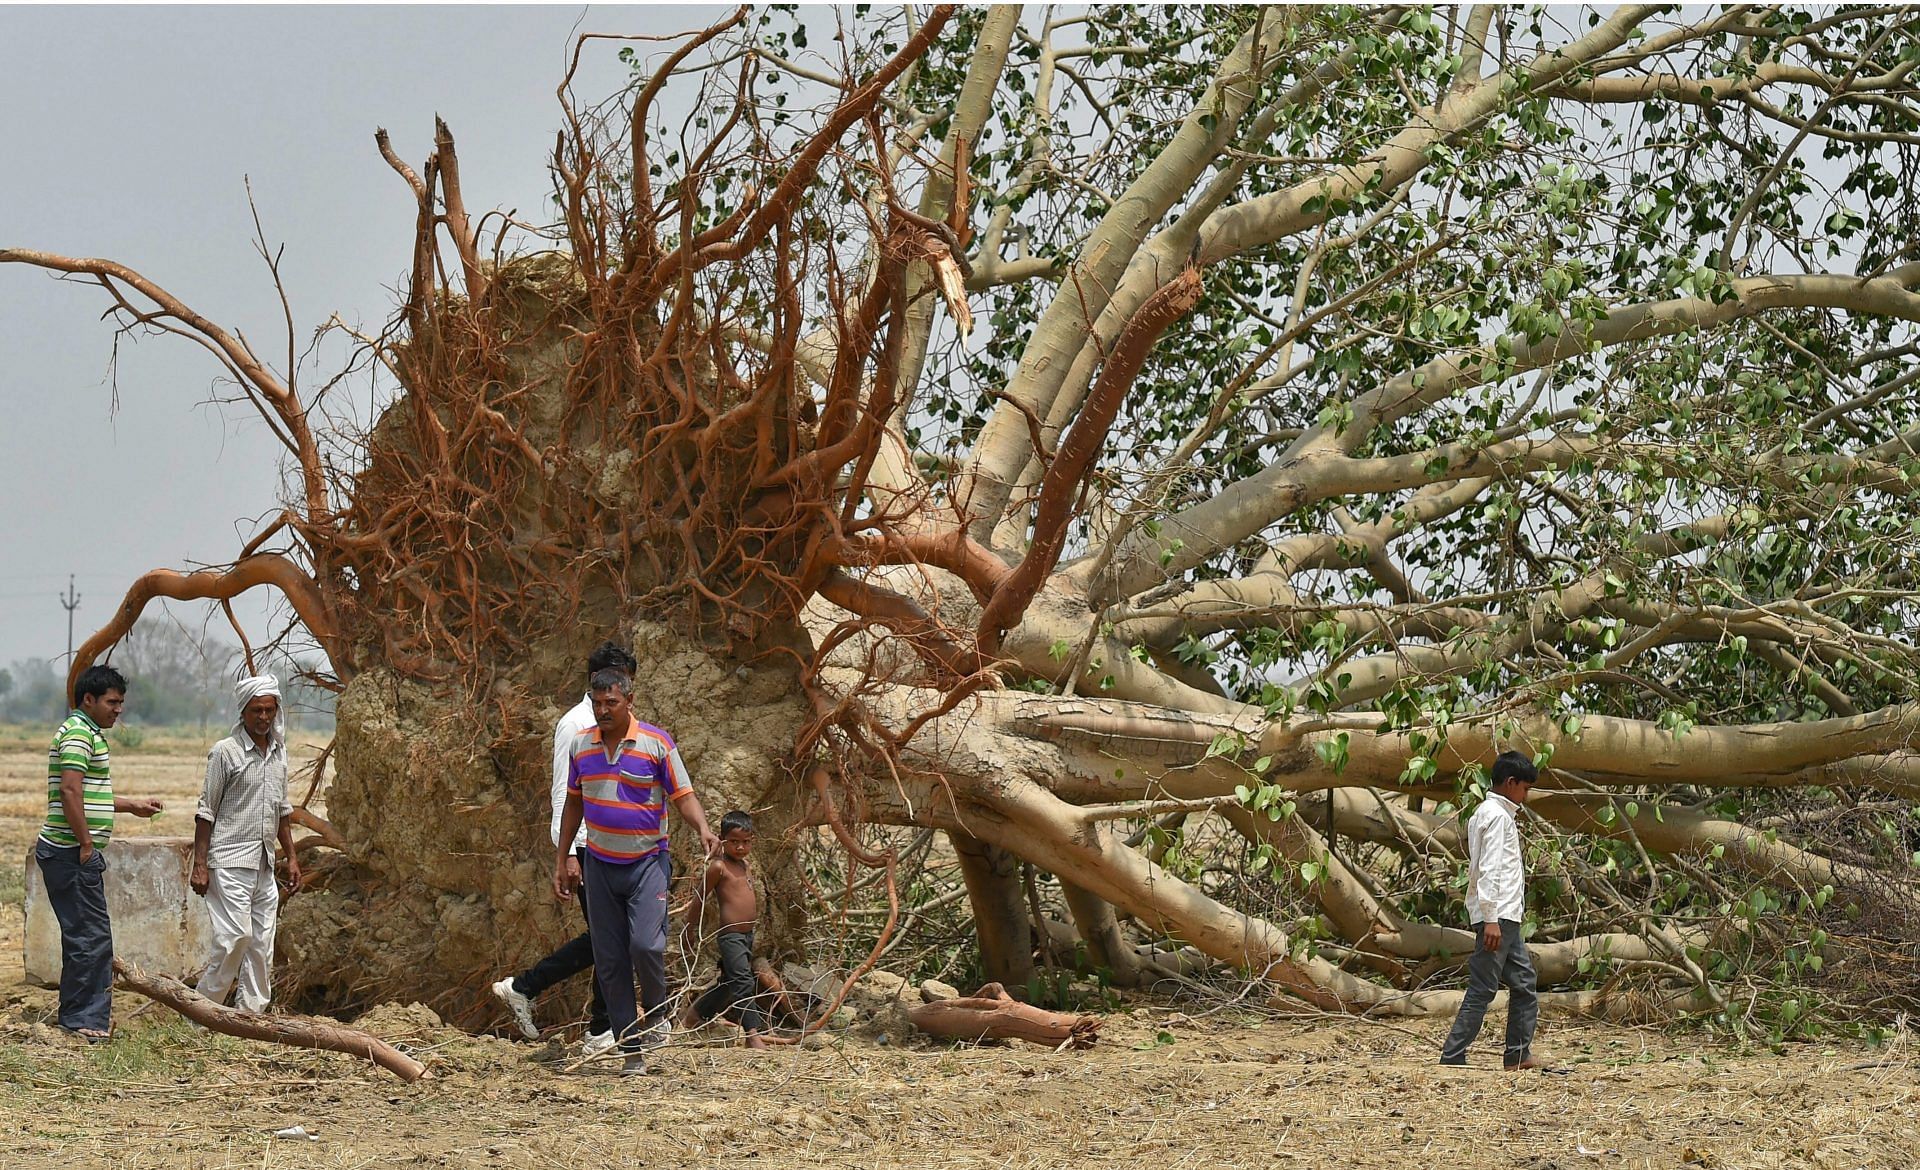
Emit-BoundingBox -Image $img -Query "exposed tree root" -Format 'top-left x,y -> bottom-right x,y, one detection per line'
906,982 -> 1100,1049
112,959 -> 427,1082
67,556 -> 340,700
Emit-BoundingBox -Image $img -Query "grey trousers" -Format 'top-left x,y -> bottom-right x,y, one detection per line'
582,849 -> 671,1054
694,930 -> 768,1034
1439,918 -> 1537,1065
35,841 -> 114,1032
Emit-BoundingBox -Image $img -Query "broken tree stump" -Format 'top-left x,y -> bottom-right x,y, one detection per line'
905,981 -> 1100,1050
112,958 -> 427,1082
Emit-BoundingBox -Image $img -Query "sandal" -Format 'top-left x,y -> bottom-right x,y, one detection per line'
62,1026 -> 112,1044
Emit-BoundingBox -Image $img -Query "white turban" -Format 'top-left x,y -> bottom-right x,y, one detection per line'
234,673 -> 286,758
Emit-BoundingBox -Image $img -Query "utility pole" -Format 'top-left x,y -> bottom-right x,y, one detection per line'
59,574 -> 81,665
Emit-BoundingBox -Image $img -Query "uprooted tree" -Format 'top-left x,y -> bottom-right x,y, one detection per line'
10,4 -> 1920,1036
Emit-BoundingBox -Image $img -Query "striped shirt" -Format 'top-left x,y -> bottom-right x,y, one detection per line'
196,732 -> 292,869
566,717 -> 695,864
41,711 -> 113,849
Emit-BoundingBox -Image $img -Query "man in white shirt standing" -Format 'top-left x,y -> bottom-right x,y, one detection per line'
1440,750 -> 1548,1070
490,641 -> 637,1055
191,674 -> 299,1012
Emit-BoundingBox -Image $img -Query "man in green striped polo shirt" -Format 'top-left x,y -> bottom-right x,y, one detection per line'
35,664 -> 165,1041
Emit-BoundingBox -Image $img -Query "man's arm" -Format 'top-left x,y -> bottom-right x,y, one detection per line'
1475,809 -> 1519,951
660,746 -> 719,857
278,813 -> 301,896
549,712 -> 576,849
190,819 -> 214,896
190,747 -> 226,895
1466,808 -> 1500,925
673,790 -> 720,859
59,768 -> 94,863
553,790 -> 585,902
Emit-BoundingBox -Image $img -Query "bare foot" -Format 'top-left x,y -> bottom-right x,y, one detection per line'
63,1026 -> 111,1044
1504,1055 -> 1552,1071
744,1031 -> 768,1050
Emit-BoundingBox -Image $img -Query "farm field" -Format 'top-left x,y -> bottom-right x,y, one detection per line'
0,734 -> 1916,1168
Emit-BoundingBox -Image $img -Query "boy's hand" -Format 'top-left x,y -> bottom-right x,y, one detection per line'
554,854 -> 582,902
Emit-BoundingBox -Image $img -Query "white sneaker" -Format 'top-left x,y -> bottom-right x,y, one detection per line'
634,1019 -> 671,1051
582,1029 -> 616,1057
620,1054 -> 648,1076
490,977 -> 539,1040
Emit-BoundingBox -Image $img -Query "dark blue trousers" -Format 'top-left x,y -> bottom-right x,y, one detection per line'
36,841 -> 114,1032
582,849 -> 671,1054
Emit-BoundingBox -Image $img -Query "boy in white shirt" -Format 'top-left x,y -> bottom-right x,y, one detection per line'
1439,750 -> 1548,1070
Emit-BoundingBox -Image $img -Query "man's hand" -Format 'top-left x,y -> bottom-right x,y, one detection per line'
284,857 -> 302,898
78,841 -> 97,866
699,827 -> 721,859
190,862 -> 210,897
1482,921 -> 1503,953
554,853 -> 582,902
123,798 -> 164,819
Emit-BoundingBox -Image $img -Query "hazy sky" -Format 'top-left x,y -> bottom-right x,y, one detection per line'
0,5 -> 726,671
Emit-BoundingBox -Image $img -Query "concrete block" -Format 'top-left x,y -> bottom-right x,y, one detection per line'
23,836 -> 216,987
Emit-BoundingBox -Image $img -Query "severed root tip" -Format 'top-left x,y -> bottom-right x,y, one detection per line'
111,958 -> 428,1082
905,981 -> 1101,1051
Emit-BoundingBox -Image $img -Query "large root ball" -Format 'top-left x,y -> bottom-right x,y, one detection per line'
278,621 -> 813,1028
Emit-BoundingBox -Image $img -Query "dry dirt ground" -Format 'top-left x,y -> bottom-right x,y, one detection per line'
3,731 -> 1918,1169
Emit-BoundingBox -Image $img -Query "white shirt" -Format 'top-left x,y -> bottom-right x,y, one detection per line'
549,695 -> 597,851
196,731 -> 291,869
1464,792 -> 1525,925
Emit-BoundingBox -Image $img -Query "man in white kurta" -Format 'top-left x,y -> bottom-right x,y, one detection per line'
191,675 -> 299,1012
1439,750 -> 1545,1069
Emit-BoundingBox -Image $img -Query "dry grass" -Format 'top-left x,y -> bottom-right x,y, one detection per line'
4,738 -> 1918,1169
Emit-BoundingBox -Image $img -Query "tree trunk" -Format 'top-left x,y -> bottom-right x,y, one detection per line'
950,830 -> 1036,994
1059,880 -> 1147,987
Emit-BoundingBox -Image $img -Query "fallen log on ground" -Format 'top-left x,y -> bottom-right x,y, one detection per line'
905,981 -> 1100,1050
111,958 -> 427,1082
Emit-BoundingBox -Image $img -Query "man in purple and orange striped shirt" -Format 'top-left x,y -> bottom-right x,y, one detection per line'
554,668 -> 718,1074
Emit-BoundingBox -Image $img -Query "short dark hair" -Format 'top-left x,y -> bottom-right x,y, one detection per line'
719,810 -> 754,838
588,667 -> 633,696
73,664 -> 128,707
587,641 -> 637,678
1491,750 -> 1537,789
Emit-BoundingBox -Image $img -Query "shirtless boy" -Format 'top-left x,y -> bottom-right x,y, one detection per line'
679,810 -> 768,1048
